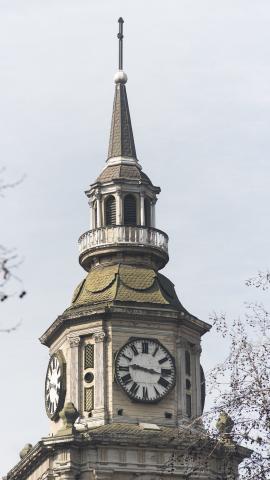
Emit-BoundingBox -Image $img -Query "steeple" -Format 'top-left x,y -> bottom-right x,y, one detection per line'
107,18 -> 137,162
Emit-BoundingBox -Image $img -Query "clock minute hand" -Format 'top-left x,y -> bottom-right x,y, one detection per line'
130,364 -> 160,375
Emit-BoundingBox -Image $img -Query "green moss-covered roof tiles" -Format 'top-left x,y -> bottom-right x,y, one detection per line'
70,264 -> 182,310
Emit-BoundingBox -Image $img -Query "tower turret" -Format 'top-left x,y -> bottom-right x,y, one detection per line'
79,19 -> 168,272
6,18 -> 249,480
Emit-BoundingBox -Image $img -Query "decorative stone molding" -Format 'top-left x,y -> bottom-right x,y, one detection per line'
19,443 -> 33,459
57,402 -> 79,436
93,331 -> 106,343
176,338 -> 189,349
67,334 -> 81,348
94,189 -> 102,200
191,344 -> 202,354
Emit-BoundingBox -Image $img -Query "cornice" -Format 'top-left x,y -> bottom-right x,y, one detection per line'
39,302 -> 211,348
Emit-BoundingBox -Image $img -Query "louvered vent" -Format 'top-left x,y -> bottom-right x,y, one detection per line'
84,344 -> 94,369
144,198 -> 151,227
84,386 -> 94,412
124,194 -> 137,225
105,195 -> 116,226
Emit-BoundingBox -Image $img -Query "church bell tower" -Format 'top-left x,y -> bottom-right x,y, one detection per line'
7,18 -> 248,480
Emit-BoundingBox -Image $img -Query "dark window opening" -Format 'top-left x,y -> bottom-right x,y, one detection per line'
105,195 -> 116,226
124,194 -> 137,226
186,379 -> 191,390
186,394 -> 192,417
144,198 -> 151,227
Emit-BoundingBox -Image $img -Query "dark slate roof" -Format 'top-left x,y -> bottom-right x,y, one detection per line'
96,163 -> 152,185
108,83 -> 137,160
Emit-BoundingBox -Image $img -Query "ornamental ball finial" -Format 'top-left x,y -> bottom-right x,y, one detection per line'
20,443 -> 33,459
114,70 -> 128,84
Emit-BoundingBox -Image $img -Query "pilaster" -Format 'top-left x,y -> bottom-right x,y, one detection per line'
176,338 -> 188,422
140,192 -> 145,226
191,343 -> 202,417
93,331 -> 106,419
116,190 -> 123,225
151,198 -> 156,227
96,192 -> 102,228
67,334 -> 81,410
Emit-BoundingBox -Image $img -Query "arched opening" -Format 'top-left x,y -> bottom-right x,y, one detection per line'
144,198 -> 151,227
124,194 -> 137,226
105,195 -> 116,226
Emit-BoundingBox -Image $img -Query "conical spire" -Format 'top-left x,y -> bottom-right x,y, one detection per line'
107,18 -> 137,162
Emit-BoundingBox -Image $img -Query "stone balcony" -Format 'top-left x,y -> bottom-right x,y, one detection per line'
78,225 -> 169,271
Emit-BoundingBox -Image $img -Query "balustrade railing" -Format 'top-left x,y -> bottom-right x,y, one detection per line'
78,225 -> 168,255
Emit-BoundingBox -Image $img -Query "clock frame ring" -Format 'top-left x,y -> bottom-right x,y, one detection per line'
45,350 -> 66,421
114,337 -> 176,404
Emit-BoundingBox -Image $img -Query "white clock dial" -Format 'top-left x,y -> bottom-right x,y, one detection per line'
45,352 -> 66,420
115,338 -> 176,403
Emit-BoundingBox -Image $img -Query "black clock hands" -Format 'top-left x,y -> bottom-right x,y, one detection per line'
129,363 -> 160,375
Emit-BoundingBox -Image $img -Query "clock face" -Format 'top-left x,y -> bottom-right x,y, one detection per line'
115,338 -> 176,403
45,352 -> 66,420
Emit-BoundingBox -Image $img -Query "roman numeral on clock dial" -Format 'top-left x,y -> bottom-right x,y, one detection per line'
119,365 -> 129,371
158,377 -> 169,388
158,356 -> 168,365
142,342 -> 148,354
142,386 -> 148,400
130,382 -> 139,395
121,373 -> 132,385
131,344 -> 139,356
161,368 -> 172,377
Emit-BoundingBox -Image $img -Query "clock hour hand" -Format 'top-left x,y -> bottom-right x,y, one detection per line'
130,364 -> 160,375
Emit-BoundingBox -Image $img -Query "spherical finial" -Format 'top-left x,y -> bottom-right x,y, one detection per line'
114,70 -> 128,84
20,443 -> 33,459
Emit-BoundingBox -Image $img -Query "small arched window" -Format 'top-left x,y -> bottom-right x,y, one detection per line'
124,194 -> 137,226
144,198 -> 151,227
105,195 -> 116,226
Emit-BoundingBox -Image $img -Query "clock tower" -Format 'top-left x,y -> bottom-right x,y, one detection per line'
7,18 -> 248,480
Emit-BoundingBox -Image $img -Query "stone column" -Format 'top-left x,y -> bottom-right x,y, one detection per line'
191,344 -> 202,417
140,193 -> 145,226
176,338 -> 188,422
151,199 -> 156,228
96,192 -> 102,228
93,331 -> 106,419
67,334 -> 81,411
116,190 -> 122,225
89,199 -> 96,230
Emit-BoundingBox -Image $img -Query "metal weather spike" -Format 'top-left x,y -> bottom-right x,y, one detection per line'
118,17 -> 124,70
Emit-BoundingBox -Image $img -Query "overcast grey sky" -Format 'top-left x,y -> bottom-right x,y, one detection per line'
1,0 -> 270,475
